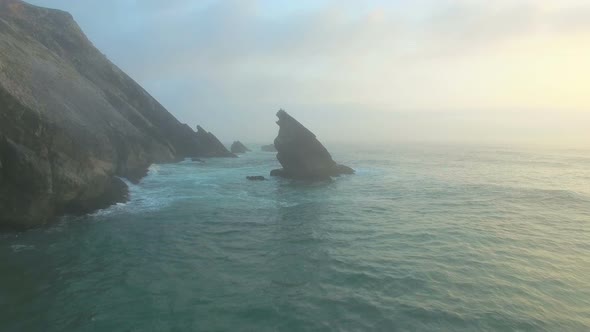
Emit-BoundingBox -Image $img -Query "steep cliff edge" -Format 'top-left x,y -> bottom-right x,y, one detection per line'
0,0 -> 231,228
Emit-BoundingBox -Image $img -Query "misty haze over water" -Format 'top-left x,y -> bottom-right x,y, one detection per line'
27,0 -> 590,148
2,0 -> 590,331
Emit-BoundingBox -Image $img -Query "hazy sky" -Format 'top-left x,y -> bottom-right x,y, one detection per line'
28,0 -> 590,147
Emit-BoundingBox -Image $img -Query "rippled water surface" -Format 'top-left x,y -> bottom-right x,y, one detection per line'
1,144 -> 590,331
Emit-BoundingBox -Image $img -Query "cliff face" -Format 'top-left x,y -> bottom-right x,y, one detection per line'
0,0 -> 231,228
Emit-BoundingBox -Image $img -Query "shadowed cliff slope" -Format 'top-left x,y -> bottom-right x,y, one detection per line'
0,0 -> 232,228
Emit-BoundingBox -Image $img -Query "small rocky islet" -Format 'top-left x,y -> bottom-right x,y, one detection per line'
230,141 -> 250,154
0,0 -> 353,229
246,176 -> 266,181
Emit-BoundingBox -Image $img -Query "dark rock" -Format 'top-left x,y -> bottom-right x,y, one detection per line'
231,141 -> 250,154
270,109 -> 354,180
0,135 -> 55,229
334,164 -> 355,175
0,1 -> 233,229
261,144 -> 277,152
123,167 -> 150,185
269,169 -> 287,177
62,177 -> 129,216
195,126 -> 236,158
246,176 -> 266,181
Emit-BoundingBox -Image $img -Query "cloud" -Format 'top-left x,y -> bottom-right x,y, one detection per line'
25,0 -> 590,146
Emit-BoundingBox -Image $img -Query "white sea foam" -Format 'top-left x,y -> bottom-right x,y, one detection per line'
10,244 -> 35,252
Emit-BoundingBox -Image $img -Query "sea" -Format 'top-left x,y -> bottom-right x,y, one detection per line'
1,143 -> 589,331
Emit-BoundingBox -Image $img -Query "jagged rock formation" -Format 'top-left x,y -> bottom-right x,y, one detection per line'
194,126 -> 236,158
270,110 -> 354,180
0,0 -> 232,229
246,176 -> 266,181
230,141 -> 250,154
261,144 -> 277,152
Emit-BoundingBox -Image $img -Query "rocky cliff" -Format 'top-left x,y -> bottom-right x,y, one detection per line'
194,126 -> 236,158
271,110 -> 354,180
0,0 -> 232,228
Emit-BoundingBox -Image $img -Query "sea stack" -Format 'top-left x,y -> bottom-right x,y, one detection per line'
0,1 -> 234,229
270,109 -> 354,180
230,141 -> 250,154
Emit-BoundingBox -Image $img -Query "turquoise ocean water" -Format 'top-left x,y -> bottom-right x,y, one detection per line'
1,144 -> 589,331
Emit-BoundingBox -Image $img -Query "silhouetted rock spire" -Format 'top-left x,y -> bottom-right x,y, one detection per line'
270,109 -> 354,180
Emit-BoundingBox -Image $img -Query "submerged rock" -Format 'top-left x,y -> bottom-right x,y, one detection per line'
231,141 -> 250,154
261,144 -> 277,152
0,1 -> 233,229
246,176 -> 266,181
270,110 -> 354,180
